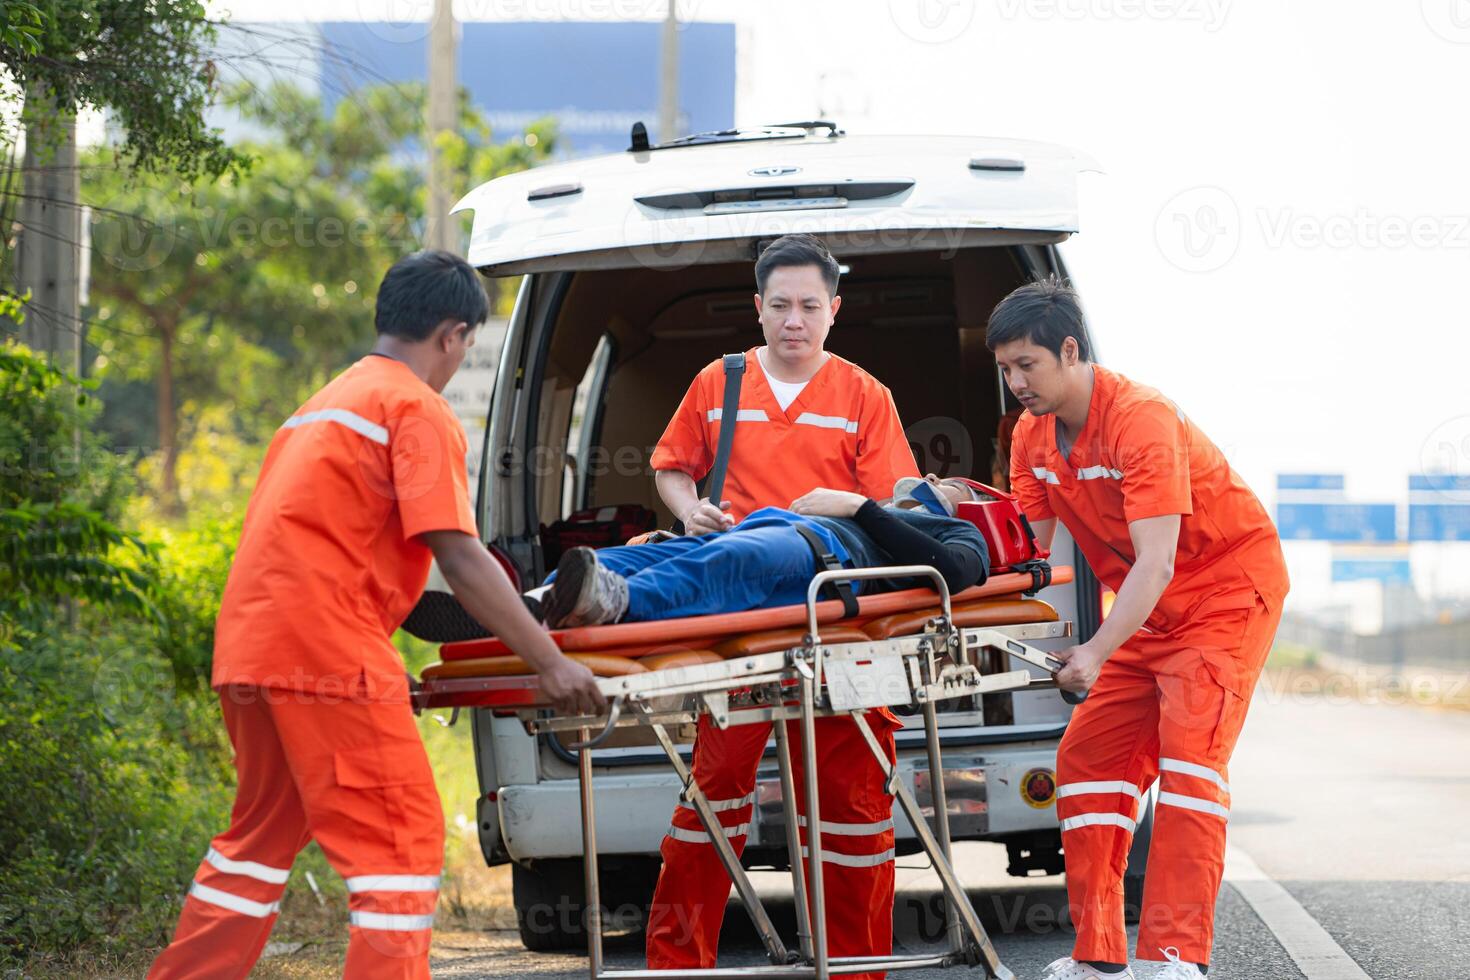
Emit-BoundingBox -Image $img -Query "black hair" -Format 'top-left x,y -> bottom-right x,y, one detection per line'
374,249 -> 490,341
754,233 -> 840,298
984,275 -> 1092,362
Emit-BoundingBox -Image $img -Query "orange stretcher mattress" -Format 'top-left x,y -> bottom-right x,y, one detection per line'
438,565 -> 1073,663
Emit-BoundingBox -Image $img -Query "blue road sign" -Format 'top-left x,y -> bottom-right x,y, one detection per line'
1276,501 -> 1398,542
1277,473 -> 1346,492
1407,474 -> 1470,541
1331,557 -> 1412,584
318,21 -> 737,156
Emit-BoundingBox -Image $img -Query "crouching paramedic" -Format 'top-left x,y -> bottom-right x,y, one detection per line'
989,278 -> 1289,980
148,251 -> 604,980
643,234 -> 920,976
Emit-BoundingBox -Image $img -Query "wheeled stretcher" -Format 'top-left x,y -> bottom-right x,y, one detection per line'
412,561 -> 1079,980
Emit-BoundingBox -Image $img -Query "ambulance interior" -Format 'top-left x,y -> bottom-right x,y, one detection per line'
530,245 -> 1042,534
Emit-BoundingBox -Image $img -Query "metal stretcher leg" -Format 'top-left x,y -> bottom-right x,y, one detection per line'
849,712 -> 1015,980
773,719 -> 815,961
579,726 -> 604,978
797,671 -> 830,980
637,706 -> 790,967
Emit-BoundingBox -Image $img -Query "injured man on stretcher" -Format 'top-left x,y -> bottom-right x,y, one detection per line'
532,476 -> 990,629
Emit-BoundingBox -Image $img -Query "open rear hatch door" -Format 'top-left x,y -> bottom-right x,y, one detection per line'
454,130 -> 1097,275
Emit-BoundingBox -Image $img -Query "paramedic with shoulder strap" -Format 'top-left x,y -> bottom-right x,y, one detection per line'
991,278 -> 1289,980
148,252 -> 603,980
645,234 -> 920,977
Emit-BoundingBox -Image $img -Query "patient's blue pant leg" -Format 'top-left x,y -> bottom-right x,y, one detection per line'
623,525 -> 818,621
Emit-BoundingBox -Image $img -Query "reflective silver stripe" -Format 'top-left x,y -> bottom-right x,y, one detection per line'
678,791 -> 754,813
797,816 -> 895,835
706,408 -> 769,423
343,874 -> 441,893
204,847 -> 291,885
349,911 -> 435,931
793,411 -> 858,434
189,881 -> 281,918
1076,465 -> 1124,481
1032,466 -> 1061,485
1160,757 -> 1231,795
1057,781 -> 1142,800
1159,791 -> 1230,820
281,408 -> 388,445
1059,812 -> 1137,833
800,846 -> 896,868
666,822 -> 751,844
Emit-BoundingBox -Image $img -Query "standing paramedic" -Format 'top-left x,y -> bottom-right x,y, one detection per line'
644,233 -> 920,974
989,278 -> 1288,980
149,251 -> 604,980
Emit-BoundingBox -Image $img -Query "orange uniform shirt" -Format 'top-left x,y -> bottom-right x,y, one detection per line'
1009,365 -> 1288,635
650,347 -> 921,522
213,355 -> 478,702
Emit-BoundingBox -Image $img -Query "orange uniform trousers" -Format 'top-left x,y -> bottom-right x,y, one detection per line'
149,687 -> 444,979
1056,592 -> 1282,967
646,711 -> 902,980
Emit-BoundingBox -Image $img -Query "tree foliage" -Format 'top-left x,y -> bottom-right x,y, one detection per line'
83,80 -> 556,511
0,0 -> 246,180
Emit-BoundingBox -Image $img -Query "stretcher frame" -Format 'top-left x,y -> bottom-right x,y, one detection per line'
422,565 -> 1077,980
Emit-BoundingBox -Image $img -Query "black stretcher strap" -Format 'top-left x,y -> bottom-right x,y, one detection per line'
793,523 -> 860,619
703,352 -> 746,511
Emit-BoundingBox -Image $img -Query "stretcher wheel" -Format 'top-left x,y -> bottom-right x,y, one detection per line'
711,625 -> 871,659
860,596 -> 1057,640
420,653 -> 646,679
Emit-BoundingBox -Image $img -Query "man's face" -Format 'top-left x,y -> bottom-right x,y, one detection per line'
428,320 -> 475,392
753,264 -> 840,365
993,337 -> 1075,416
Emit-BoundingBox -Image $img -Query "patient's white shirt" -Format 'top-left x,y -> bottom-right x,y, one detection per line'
757,346 -> 811,412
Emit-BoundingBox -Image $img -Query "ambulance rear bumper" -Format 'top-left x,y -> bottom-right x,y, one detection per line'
494,737 -> 1063,861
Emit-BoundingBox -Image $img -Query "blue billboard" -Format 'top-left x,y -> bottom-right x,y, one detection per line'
318,21 -> 737,156
1408,474 -> 1470,541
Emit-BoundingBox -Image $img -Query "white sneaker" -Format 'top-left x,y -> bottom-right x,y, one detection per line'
1144,947 -> 1206,979
1039,958 -> 1136,980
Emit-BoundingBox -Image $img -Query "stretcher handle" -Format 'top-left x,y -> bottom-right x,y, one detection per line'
1041,652 -> 1088,705
567,696 -> 623,750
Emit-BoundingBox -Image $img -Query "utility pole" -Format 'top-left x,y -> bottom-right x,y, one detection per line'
15,83 -> 81,373
659,0 -> 679,144
426,0 -> 458,253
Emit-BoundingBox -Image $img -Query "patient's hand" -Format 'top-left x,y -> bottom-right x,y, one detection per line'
790,488 -> 867,518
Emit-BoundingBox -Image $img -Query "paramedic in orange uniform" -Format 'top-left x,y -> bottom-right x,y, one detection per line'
148,251 -> 604,980
644,234 -> 920,975
989,278 -> 1289,980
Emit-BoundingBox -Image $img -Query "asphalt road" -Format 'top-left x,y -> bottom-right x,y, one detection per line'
432,687 -> 1470,979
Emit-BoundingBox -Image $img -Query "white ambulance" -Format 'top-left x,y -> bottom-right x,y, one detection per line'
439,123 -> 1153,949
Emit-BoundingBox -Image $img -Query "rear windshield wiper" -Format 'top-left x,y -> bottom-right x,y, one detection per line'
628,120 -> 843,152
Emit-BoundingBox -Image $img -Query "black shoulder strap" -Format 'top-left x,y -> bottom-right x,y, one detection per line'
793,523 -> 860,619
703,352 -> 746,510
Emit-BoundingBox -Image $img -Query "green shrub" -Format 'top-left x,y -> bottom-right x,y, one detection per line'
0,625 -> 231,960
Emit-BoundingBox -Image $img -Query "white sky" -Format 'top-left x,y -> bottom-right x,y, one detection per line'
206,1 -> 1470,612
